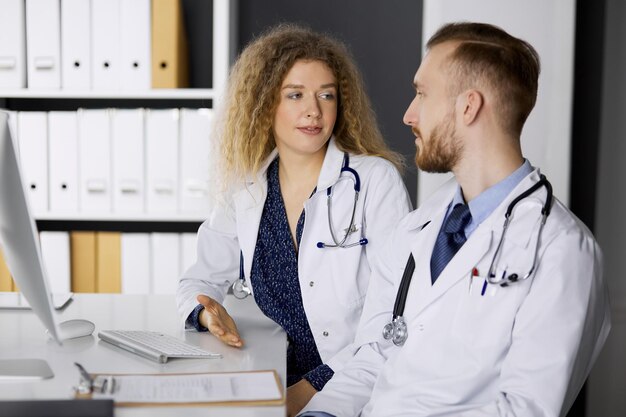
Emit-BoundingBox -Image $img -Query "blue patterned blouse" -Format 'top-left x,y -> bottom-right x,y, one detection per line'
250,158 -> 333,390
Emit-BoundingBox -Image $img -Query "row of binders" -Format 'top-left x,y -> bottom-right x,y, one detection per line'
0,0 -> 188,90
0,231 -> 198,295
4,108 -> 214,217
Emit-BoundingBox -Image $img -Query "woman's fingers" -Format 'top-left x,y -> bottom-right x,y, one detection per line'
197,294 -> 244,347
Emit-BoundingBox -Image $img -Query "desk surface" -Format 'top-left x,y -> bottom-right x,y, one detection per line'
0,294 -> 287,416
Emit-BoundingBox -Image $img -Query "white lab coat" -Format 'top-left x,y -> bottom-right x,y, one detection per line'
176,138 -> 412,373
303,169 -> 611,417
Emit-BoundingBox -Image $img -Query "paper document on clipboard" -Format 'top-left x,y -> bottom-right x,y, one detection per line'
90,370 -> 284,406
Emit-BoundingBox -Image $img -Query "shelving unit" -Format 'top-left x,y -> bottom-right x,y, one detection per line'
0,0 -> 238,229
0,0 -> 238,296
0,89 -> 216,100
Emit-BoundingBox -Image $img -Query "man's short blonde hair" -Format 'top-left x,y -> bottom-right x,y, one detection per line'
427,22 -> 541,136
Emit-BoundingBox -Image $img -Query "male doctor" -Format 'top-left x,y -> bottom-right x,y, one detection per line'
299,22 -> 611,417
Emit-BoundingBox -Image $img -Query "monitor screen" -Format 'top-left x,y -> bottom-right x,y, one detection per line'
0,111 -> 62,343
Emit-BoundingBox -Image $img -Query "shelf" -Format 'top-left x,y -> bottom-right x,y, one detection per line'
0,89 -> 216,100
35,212 -> 206,223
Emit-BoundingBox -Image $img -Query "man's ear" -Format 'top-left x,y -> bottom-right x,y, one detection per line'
460,89 -> 484,126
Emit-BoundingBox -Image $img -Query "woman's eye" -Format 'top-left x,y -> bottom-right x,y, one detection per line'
319,92 -> 336,100
287,92 -> 302,99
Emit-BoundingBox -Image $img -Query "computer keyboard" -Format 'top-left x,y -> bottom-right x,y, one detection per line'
98,330 -> 221,363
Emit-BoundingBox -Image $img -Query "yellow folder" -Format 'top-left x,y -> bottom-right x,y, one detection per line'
0,248 -> 14,292
70,231 -> 97,293
151,0 -> 189,88
96,232 -> 121,294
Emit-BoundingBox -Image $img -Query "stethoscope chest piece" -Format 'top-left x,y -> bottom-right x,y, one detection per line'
382,252 -> 418,347
231,251 -> 252,299
383,316 -> 408,346
232,278 -> 251,299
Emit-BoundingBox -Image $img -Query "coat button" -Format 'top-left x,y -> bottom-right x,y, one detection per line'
323,331 -> 329,337
309,281 -> 314,287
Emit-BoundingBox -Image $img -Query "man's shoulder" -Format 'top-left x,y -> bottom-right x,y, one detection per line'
544,196 -> 597,245
397,177 -> 457,231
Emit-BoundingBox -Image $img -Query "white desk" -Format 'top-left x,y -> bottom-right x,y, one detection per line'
0,294 -> 287,416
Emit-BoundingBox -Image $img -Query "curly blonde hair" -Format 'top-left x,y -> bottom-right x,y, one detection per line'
216,23 -> 403,187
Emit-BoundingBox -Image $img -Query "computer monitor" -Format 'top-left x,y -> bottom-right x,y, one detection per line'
0,112 -> 68,379
0,112 -> 63,344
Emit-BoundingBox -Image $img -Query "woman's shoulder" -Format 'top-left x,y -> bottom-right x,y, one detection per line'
349,153 -> 403,179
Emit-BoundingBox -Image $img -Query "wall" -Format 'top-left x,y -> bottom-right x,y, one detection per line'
237,0 -> 424,205
587,0 -> 626,415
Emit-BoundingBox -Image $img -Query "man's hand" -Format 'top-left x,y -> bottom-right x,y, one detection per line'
197,294 -> 243,347
286,378 -> 317,417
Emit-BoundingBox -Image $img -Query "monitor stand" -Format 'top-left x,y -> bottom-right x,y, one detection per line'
0,359 -> 54,379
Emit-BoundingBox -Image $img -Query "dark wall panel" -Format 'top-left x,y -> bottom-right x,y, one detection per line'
238,0 -> 423,205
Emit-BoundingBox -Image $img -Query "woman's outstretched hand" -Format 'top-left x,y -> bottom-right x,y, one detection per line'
197,294 -> 243,348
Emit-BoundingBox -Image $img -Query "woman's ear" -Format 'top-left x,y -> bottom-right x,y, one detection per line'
460,89 -> 484,126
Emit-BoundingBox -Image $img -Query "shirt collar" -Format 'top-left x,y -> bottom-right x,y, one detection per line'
452,159 -> 533,228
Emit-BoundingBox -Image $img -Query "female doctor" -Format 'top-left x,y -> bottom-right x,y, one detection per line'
176,24 -> 412,414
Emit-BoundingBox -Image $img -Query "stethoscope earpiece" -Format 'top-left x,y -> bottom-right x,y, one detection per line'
486,175 -> 552,287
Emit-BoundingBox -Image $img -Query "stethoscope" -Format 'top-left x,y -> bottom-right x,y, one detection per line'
232,251 -> 251,299
316,153 -> 368,249
231,153 -> 368,299
383,175 -> 553,346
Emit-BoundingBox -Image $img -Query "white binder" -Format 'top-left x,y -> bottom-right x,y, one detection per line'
180,233 -> 198,275
0,0 -> 26,89
121,233 -> 151,294
151,233 -> 180,294
112,108 -> 145,213
78,109 -> 111,212
39,231 -> 71,294
48,111 -> 79,212
120,0 -> 151,90
4,111 -> 19,155
145,109 -> 179,213
179,108 -> 213,214
60,0 -> 91,90
25,0 -> 61,89
91,0 -> 121,90
16,111 -> 48,215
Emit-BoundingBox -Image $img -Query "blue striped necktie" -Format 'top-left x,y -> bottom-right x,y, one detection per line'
430,203 -> 472,284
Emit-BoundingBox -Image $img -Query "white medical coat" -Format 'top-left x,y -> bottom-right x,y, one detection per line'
303,169 -> 611,416
176,138 -> 412,372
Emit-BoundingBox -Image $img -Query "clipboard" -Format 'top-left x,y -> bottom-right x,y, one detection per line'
74,369 -> 285,407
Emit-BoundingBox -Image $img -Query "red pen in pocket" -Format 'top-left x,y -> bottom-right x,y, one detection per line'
469,267 -> 479,294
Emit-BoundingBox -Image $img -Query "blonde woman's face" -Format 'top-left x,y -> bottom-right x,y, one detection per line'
273,60 -> 337,159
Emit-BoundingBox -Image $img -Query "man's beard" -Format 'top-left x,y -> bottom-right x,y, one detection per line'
413,111 -> 462,173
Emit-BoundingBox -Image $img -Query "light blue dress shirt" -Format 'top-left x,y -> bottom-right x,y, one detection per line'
446,159 -> 533,238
